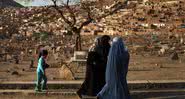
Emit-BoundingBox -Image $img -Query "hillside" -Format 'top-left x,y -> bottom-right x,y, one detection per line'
0,0 -> 185,61
0,0 -> 23,8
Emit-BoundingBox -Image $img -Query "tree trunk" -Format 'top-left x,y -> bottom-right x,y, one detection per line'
75,33 -> 82,51
78,34 -> 82,50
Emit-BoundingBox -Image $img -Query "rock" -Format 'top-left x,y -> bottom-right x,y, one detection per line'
53,53 -> 59,60
11,71 -> 19,75
28,50 -> 32,54
59,65 -> 74,80
180,38 -> 184,44
6,69 -> 10,73
158,48 -> 165,56
155,63 -> 163,68
51,77 -> 56,80
133,45 -> 145,52
6,54 -> 12,60
13,55 -> 19,64
170,52 -> 179,60
170,47 -> 176,51
56,46 -> 61,52
15,59 -> 19,64
158,44 -> 170,55
51,44 -> 55,49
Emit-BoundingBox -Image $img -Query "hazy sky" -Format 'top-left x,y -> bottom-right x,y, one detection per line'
14,0 -> 79,6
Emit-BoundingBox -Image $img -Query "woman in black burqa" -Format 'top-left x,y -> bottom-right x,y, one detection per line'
77,35 -> 111,98
93,35 -> 111,95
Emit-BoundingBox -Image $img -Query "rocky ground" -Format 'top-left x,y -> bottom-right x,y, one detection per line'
0,53 -> 184,81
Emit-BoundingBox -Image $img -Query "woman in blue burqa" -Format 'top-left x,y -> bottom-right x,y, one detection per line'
97,37 -> 131,99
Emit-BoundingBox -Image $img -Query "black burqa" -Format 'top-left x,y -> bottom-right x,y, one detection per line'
77,35 -> 111,97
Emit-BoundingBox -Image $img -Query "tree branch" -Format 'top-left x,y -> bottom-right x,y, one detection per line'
78,2 -> 94,30
61,0 -> 76,26
66,0 -> 70,6
51,0 -> 73,26
79,1 -> 129,30
79,18 -> 93,30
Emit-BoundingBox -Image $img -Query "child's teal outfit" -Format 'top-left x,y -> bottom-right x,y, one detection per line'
35,56 -> 47,91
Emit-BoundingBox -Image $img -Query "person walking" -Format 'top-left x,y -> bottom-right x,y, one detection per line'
77,35 -> 111,98
97,37 -> 131,99
93,35 -> 111,95
35,49 -> 49,92
77,37 -> 101,98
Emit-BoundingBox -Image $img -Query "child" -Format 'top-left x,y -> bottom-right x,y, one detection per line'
35,49 -> 49,92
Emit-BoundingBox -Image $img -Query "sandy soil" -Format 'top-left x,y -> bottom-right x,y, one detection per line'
0,54 -> 184,82
0,95 -> 79,99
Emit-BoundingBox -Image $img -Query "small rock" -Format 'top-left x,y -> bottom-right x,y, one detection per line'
11,71 -> 19,75
158,48 -> 165,56
6,69 -> 10,73
155,63 -> 163,68
56,46 -> 61,52
15,59 -> 19,64
53,53 -> 59,60
60,65 -> 74,80
170,52 -> 179,60
30,60 -> 34,68
52,77 -> 56,80
6,54 -> 12,60
155,64 -> 159,66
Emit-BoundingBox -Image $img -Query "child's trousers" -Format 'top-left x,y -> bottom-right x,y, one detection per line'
35,72 -> 47,91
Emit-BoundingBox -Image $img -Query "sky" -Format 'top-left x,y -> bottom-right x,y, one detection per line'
14,0 -> 78,6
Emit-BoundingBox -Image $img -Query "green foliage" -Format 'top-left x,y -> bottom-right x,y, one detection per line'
33,32 -> 49,41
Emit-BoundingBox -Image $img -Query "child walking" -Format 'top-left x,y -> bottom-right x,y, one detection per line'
35,49 -> 49,92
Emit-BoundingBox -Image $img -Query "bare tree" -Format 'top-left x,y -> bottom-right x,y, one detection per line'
50,0 -> 131,51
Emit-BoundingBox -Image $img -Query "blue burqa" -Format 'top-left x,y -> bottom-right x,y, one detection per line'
97,37 -> 131,99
